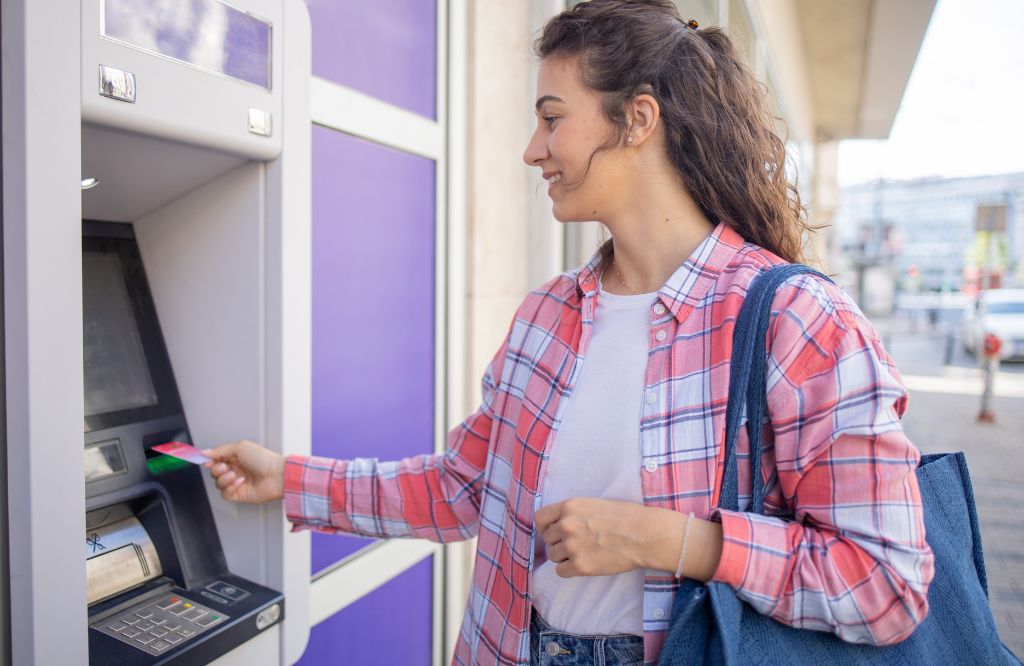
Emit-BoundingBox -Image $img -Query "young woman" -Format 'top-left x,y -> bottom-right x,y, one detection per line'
205,2 -> 934,664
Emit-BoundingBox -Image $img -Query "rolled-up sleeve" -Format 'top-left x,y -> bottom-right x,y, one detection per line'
712,275 -> 935,646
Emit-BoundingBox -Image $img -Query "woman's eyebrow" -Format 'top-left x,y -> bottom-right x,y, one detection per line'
535,95 -> 565,111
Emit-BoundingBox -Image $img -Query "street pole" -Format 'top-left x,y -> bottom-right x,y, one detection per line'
978,333 -> 1000,423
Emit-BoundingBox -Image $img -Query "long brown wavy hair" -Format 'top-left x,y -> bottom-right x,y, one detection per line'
534,0 -> 811,264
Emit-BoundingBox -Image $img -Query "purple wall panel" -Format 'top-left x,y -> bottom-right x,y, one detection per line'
297,556 -> 434,665
311,126 -> 436,572
305,0 -> 437,119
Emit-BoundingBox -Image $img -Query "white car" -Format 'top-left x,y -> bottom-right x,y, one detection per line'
962,289 -> 1024,361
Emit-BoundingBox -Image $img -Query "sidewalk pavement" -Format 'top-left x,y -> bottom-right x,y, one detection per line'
879,317 -> 1024,657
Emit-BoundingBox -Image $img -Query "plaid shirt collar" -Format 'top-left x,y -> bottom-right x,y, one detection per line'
575,221 -> 746,324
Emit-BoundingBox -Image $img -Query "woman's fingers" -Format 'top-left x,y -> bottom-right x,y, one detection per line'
534,501 -> 564,533
216,470 -> 237,489
203,440 -> 285,504
203,442 -> 241,461
210,462 -> 239,485
542,521 -> 565,546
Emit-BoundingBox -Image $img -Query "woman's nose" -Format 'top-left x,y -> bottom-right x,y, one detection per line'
523,128 -> 548,166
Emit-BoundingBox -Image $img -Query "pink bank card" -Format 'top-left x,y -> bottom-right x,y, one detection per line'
152,441 -> 210,465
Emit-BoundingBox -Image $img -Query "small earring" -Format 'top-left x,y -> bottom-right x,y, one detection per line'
627,135 -> 634,143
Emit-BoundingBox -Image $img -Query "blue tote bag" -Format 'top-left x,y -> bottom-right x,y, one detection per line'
660,263 -> 1020,666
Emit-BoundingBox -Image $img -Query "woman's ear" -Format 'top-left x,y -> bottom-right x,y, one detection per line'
625,94 -> 661,146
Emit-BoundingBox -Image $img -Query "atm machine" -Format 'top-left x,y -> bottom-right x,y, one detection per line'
82,220 -> 286,664
3,0 -> 312,664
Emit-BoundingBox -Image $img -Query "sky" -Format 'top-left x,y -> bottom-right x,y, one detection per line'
837,0 -> 1024,186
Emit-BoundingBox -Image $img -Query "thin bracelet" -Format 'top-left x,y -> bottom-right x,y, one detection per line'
674,512 -> 696,579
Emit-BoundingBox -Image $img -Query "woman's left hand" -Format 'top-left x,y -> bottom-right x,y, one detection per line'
535,497 -> 664,578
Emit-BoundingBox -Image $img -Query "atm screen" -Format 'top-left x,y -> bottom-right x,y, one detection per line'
83,250 -> 159,416
82,224 -> 183,433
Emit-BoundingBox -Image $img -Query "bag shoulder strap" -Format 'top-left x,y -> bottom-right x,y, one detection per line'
719,263 -> 833,513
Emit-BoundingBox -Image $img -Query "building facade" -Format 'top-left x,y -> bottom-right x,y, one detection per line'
832,173 -> 1024,294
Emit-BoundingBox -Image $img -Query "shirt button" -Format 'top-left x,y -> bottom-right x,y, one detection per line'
645,461 -> 658,473
655,330 -> 667,342
545,641 -> 561,656
645,391 -> 657,405
653,608 -> 666,619
653,303 -> 666,315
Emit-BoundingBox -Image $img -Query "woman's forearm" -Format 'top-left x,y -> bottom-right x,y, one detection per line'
639,507 -> 723,582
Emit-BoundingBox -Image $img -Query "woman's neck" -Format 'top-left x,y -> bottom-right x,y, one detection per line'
599,183 -> 715,296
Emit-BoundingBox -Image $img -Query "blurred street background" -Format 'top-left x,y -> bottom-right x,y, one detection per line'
830,0 -> 1024,654
877,311 -> 1024,655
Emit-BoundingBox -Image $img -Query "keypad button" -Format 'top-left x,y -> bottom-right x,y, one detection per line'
106,621 -> 127,632
135,634 -> 155,645
196,613 -> 222,627
156,596 -> 181,610
150,628 -> 168,637
181,608 -> 205,622
151,639 -> 171,652
163,624 -> 181,632
165,633 -> 184,645
121,616 -> 140,625
135,610 -> 154,619
136,621 -> 154,631
121,628 -> 141,638
171,602 -> 194,615
178,628 -> 197,637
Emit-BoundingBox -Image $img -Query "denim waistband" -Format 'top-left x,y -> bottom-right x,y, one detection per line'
529,608 -> 644,666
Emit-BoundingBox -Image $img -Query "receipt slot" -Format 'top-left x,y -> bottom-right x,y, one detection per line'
2,0 -> 311,663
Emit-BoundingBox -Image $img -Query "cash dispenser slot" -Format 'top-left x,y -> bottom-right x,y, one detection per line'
84,221 -> 283,664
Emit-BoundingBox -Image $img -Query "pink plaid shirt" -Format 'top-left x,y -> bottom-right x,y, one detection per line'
285,223 -> 934,665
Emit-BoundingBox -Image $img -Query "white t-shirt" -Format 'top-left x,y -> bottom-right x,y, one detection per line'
530,281 -> 657,636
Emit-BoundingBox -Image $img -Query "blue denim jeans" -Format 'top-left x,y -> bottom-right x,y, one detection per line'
529,609 -> 644,666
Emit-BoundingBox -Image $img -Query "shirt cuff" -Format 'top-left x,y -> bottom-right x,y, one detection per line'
283,454 -> 347,532
710,508 -> 797,595
709,508 -> 753,587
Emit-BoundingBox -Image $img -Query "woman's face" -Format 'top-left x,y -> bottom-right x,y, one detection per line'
523,57 -> 626,222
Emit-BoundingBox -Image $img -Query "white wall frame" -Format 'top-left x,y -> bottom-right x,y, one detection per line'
432,2 -> 453,664
443,0 -> 472,660
309,540 -> 442,626
310,79 -> 444,161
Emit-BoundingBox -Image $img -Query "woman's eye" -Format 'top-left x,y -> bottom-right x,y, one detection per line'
543,116 -> 558,127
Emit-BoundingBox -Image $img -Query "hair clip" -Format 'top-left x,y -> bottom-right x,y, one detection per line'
686,19 -> 699,30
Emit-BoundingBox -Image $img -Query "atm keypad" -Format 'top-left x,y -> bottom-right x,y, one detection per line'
91,594 -> 229,657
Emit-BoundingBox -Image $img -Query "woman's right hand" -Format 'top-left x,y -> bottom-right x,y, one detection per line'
203,440 -> 286,504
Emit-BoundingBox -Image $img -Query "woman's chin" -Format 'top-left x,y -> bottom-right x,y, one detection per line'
549,202 -> 588,224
